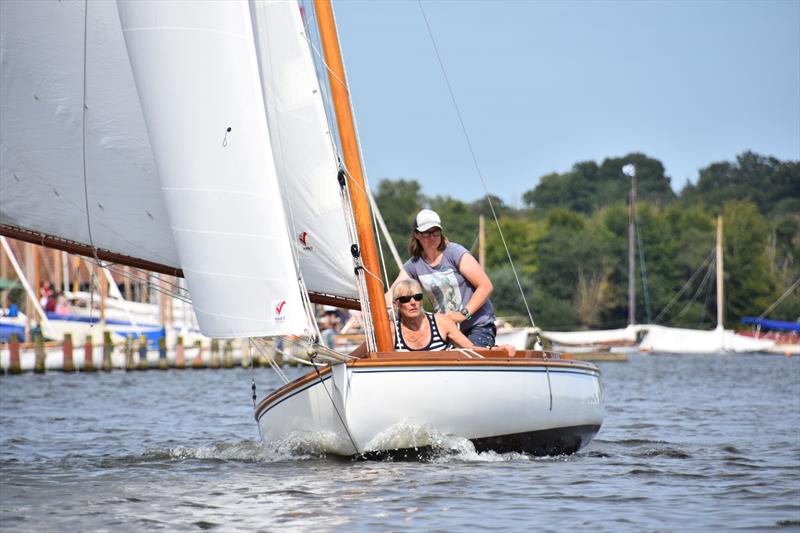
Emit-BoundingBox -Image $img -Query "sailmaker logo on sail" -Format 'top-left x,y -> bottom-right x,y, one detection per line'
273,300 -> 288,324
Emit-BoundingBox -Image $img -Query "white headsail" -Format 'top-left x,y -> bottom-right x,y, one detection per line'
250,0 -> 358,301
116,0 -> 308,338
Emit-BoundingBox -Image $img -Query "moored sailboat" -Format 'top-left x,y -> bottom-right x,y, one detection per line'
1,0 -> 603,456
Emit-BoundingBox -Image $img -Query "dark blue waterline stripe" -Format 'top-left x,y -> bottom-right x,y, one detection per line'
259,375 -> 331,419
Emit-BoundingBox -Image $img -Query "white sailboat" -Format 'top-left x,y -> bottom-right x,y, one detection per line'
638,217 -> 775,354
1,0 -> 603,456
541,163 -> 642,353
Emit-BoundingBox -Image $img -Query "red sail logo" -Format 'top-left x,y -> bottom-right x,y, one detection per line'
298,231 -> 313,251
275,300 -> 286,315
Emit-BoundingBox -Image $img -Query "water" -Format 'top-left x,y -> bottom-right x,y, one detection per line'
1,354 -> 798,531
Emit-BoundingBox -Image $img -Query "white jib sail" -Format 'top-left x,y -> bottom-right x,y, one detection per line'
117,0 -> 308,338
0,0 -> 180,269
250,0 -> 358,301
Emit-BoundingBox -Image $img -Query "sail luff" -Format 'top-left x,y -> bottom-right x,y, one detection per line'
313,0 -> 393,352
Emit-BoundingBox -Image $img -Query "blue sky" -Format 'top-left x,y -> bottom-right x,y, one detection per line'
326,0 -> 800,205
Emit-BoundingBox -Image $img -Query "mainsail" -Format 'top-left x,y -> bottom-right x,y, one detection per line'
1,0 -> 360,337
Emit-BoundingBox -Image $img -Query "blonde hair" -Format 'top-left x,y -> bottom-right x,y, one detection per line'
392,279 -> 423,301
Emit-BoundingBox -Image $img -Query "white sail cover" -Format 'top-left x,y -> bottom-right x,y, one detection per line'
116,0 -> 308,337
250,0 -> 358,300
0,0 -> 180,269
541,325 -> 640,346
639,325 -> 775,354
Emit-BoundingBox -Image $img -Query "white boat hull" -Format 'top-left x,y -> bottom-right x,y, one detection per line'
257,353 -> 603,457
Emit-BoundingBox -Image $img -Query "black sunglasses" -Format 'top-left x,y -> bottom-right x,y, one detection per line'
395,293 -> 423,304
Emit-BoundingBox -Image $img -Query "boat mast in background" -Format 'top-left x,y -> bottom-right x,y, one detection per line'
625,164 -> 637,326
313,0 -> 393,352
716,215 -> 724,330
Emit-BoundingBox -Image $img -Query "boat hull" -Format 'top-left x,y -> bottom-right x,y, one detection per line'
256,352 -> 603,457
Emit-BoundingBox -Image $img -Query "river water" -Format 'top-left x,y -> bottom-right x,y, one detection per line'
1,353 -> 798,531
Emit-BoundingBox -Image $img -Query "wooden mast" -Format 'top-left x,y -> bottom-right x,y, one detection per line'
313,0 -> 393,352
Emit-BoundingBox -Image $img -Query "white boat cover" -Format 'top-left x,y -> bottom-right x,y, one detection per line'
541,325 -> 639,346
639,325 -> 775,354
250,0 -> 358,300
117,0 -> 308,337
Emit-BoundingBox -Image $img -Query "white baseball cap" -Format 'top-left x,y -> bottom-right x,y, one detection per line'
414,209 -> 442,232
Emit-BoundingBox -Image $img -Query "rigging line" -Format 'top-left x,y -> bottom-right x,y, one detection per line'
309,353 -> 361,456
653,247 -> 715,324
80,0 -> 104,326
759,277 -> 800,318
668,256 -> 716,325
92,261 -> 193,306
416,1 -> 539,334
634,217 -> 652,323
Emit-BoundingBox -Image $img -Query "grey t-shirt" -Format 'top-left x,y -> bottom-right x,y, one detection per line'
402,242 -> 495,331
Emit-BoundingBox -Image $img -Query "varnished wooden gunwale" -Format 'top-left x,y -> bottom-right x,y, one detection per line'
254,350 -> 600,421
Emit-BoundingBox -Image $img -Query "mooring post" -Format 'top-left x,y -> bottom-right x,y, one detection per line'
83,334 -> 95,372
33,330 -> 45,373
125,335 -> 135,371
63,333 -> 75,372
9,333 -> 21,374
223,339 -> 234,369
210,339 -> 220,369
175,336 -> 185,369
102,331 -> 113,371
137,334 -> 149,370
192,339 -> 205,369
158,336 -> 168,370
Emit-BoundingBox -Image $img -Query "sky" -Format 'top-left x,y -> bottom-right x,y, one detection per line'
321,0 -> 800,206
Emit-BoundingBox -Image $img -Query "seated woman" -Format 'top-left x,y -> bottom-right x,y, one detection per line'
351,280 -> 514,357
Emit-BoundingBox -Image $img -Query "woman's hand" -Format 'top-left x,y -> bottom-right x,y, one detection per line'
445,310 -> 467,324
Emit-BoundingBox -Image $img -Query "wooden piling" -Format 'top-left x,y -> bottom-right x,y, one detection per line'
82,334 -> 95,372
137,335 -> 149,370
33,330 -> 45,373
158,337 -> 168,370
191,340 -> 205,369
223,340 -> 234,369
63,333 -> 75,372
8,333 -> 21,374
102,331 -> 113,371
175,336 -> 185,369
209,339 -> 220,369
125,335 -> 135,370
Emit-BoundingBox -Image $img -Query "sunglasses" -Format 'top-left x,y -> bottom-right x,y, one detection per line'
395,293 -> 423,304
416,229 -> 441,237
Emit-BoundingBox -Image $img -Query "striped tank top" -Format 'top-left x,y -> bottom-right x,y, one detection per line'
394,312 -> 450,351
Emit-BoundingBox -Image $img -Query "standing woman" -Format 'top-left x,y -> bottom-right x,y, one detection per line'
391,209 -> 497,347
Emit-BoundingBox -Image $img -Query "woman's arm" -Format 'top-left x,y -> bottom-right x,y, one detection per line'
435,315 -> 516,357
445,252 -> 493,324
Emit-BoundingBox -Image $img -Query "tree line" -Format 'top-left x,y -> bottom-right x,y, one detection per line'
373,151 -> 800,330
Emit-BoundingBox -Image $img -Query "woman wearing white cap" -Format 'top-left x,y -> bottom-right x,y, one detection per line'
389,209 -> 497,347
